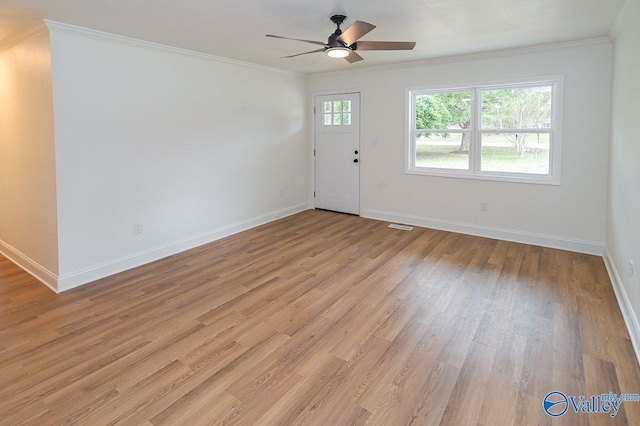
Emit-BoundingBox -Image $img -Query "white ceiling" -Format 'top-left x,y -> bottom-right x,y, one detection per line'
0,0 -> 626,74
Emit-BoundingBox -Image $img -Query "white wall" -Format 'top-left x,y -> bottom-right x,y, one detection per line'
308,40 -> 612,253
0,23 -> 618,292
48,25 -> 309,290
0,30 -> 59,286
606,0 -> 640,359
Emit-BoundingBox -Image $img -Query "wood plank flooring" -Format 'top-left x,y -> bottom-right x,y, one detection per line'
1,209 -> 639,425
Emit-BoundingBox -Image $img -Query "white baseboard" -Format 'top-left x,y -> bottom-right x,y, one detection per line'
603,247 -> 640,366
56,203 -> 310,292
361,209 -> 604,255
0,203 -> 308,293
0,240 -> 58,292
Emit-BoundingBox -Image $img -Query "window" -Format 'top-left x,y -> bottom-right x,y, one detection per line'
407,76 -> 563,184
323,100 -> 352,126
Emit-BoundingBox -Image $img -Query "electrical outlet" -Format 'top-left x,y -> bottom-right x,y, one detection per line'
629,260 -> 634,278
480,202 -> 488,212
134,224 -> 142,235
279,190 -> 284,198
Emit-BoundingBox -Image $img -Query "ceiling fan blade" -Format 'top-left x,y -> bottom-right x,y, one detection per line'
282,48 -> 325,58
338,21 -> 376,46
354,41 -> 416,51
266,34 -> 326,46
345,50 -> 364,63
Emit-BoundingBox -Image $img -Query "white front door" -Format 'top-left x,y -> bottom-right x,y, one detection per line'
314,93 -> 360,215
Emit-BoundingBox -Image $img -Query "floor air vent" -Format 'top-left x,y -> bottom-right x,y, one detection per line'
388,224 -> 413,231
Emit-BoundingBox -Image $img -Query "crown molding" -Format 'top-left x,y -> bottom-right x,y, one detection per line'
43,20 -> 299,76
0,21 -> 48,52
308,37 -> 612,78
610,0 -> 640,40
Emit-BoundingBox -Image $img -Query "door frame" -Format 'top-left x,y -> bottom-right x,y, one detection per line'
311,88 -> 364,215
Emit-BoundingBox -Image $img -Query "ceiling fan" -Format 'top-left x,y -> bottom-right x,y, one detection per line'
266,15 -> 416,63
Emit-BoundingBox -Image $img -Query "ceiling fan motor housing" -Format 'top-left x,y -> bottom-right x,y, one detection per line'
329,15 -> 348,47
330,14 -> 347,27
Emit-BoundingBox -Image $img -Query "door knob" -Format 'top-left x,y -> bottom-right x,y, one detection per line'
353,159 -> 359,163
354,150 -> 358,154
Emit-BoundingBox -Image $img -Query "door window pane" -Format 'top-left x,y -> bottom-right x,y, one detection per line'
322,99 -> 352,126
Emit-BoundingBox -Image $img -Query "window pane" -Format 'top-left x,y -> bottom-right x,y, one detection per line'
343,101 -> 351,112
415,92 -> 471,131
415,133 -> 470,170
323,101 -> 332,113
481,86 -> 552,130
480,132 -> 550,174
323,114 -> 332,125
333,113 -> 342,125
342,113 -> 351,125
333,101 -> 343,113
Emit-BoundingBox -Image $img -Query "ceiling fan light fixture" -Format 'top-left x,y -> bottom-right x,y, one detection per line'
326,47 -> 350,58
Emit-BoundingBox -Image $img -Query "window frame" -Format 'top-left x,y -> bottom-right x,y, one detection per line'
406,76 -> 564,185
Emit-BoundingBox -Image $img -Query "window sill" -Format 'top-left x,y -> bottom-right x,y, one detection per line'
406,167 -> 561,186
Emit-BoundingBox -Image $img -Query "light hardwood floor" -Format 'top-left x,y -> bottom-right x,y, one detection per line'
1,210 -> 639,425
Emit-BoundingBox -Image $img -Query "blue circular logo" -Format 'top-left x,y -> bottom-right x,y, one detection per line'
543,391 -> 568,417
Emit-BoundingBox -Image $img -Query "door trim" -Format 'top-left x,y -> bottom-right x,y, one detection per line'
311,88 -> 364,216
